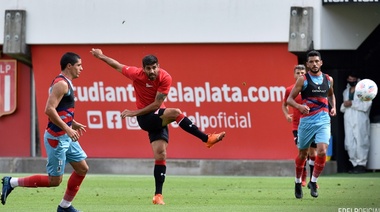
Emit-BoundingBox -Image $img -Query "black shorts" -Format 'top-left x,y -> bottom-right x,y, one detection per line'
137,108 -> 169,143
293,130 -> 317,148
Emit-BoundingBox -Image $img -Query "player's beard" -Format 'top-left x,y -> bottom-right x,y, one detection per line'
309,68 -> 320,74
148,74 -> 156,80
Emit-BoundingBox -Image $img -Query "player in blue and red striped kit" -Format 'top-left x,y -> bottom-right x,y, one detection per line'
1,52 -> 88,212
282,64 -> 318,187
287,50 -> 336,199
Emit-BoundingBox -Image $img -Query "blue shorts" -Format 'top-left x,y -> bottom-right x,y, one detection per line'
297,121 -> 331,150
44,131 -> 87,176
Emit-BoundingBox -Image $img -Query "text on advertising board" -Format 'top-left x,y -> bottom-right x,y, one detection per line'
0,60 -> 17,117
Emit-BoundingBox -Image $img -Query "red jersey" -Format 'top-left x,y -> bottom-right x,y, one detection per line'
283,84 -> 302,130
122,66 -> 172,109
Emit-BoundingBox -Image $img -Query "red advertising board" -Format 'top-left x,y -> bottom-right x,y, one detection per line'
31,44 -> 298,160
0,60 -> 17,117
0,60 -> 31,157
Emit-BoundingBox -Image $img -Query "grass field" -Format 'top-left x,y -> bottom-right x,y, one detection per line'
1,172 -> 380,212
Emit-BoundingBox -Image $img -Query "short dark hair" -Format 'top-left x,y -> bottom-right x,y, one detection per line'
307,50 -> 321,60
142,55 -> 158,67
294,64 -> 306,72
60,52 -> 81,71
348,71 -> 360,79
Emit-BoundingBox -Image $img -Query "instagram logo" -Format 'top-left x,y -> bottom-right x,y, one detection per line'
106,111 -> 122,129
87,111 -> 103,129
126,117 -> 141,130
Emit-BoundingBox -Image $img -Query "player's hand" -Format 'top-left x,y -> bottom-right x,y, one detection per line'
330,108 -> 337,117
66,127 -> 80,142
121,109 -> 135,119
286,114 -> 293,122
298,105 -> 310,114
72,121 -> 87,135
90,48 -> 103,58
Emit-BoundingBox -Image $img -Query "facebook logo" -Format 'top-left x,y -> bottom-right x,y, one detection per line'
87,111 -> 103,129
106,111 -> 122,129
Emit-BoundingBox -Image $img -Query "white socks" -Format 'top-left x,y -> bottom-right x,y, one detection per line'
59,199 -> 71,208
295,177 -> 302,183
9,178 -> 19,188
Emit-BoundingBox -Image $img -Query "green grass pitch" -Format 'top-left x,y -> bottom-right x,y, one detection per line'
1,172 -> 380,212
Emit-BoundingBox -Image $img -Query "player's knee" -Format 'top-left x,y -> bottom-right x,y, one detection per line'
49,177 -> 62,187
317,151 -> 326,157
316,146 -> 327,157
172,108 -> 182,117
155,151 -> 167,160
299,150 -> 308,159
76,165 -> 89,176
163,108 -> 182,121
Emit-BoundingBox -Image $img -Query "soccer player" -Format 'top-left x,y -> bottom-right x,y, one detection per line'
287,50 -> 336,199
1,52 -> 88,212
90,48 -> 226,205
282,64 -> 318,187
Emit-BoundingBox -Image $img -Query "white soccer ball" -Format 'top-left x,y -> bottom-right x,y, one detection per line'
355,79 -> 378,101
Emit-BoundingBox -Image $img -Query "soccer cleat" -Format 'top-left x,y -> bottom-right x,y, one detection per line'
307,181 -> 319,189
206,132 -> 226,148
57,205 -> 81,212
1,176 -> 14,205
295,182 -> 303,199
152,194 -> 165,205
308,181 -> 318,198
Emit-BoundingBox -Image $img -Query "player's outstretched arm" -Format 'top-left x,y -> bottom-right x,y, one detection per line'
90,48 -> 125,73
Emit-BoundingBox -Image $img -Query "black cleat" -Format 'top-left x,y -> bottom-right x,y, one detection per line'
295,182 -> 303,199
308,181 -> 318,198
57,205 -> 81,212
1,176 -> 14,205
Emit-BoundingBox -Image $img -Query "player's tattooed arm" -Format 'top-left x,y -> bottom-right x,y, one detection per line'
122,92 -> 167,117
156,92 -> 167,102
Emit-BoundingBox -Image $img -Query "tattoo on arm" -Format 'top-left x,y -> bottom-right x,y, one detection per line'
156,93 -> 167,101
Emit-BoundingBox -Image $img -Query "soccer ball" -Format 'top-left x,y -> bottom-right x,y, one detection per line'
355,79 -> 378,101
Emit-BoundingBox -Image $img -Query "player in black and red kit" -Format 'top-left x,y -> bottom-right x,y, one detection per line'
91,48 -> 226,205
